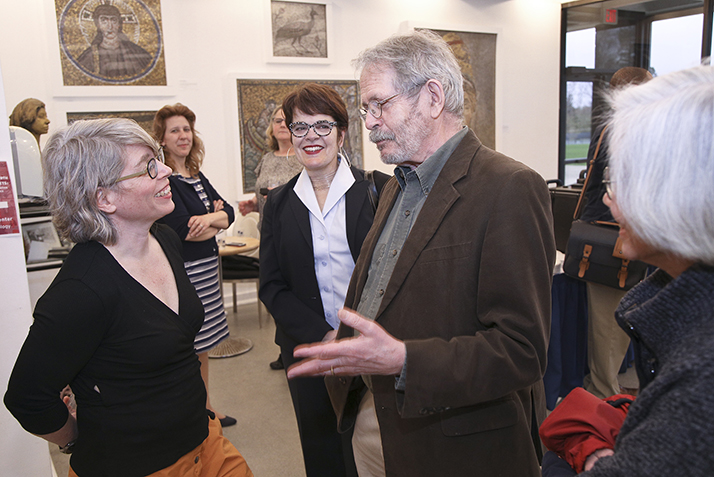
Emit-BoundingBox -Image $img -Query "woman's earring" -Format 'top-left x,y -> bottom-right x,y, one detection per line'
340,147 -> 352,167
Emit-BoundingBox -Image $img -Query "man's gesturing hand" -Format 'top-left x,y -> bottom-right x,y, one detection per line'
287,308 -> 406,378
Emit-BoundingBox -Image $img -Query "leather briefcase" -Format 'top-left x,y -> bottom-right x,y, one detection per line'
563,220 -> 648,290
549,183 -> 582,253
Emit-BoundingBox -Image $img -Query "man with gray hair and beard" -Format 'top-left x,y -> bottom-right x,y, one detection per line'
288,30 -> 555,476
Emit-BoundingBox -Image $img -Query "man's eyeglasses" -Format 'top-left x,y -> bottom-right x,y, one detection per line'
359,93 -> 400,120
603,166 -> 614,200
288,120 -> 337,138
115,148 -> 165,183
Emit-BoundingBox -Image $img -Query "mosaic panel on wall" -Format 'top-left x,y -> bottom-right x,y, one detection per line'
67,110 -> 157,134
55,0 -> 166,86
271,1 -> 328,59
419,28 -> 497,149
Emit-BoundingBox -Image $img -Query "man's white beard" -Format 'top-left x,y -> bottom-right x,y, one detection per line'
370,109 -> 430,166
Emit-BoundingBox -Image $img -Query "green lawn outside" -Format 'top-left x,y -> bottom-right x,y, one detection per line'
565,143 -> 590,160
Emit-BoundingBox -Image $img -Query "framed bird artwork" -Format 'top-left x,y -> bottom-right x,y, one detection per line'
267,0 -> 332,63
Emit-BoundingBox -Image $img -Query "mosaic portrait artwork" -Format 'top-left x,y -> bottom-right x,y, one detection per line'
55,0 -> 166,86
67,111 -> 157,134
271,1 -> 328,59
419,28 -> 497,149
236,79 -> 362,192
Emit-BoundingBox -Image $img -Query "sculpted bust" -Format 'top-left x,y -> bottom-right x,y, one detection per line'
9,98 -> 50,146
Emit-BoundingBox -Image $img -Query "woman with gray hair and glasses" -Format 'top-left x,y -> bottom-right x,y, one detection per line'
541,64 -> 714,476
4,119 -> 252,477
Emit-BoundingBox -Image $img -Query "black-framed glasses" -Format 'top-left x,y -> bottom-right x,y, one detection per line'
288,120 -> 337,138
359,93 -> 400,120
115,148 -> 165,183
603,166 -> 614,200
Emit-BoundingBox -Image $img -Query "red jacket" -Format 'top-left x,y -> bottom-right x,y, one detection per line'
540,387 -> 635,472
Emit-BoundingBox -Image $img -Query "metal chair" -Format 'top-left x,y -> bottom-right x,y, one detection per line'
221,212 -> 264,326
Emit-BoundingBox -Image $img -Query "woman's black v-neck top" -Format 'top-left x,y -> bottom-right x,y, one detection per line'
5,224 -> 209,477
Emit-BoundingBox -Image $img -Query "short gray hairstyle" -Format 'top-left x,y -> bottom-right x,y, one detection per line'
353,30 -> 464,118
42,118 -> 159,245
607,64 -> 714,264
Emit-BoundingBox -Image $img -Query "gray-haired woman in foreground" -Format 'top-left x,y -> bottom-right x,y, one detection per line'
4,119 -> 252,477
542,64 -> 714,476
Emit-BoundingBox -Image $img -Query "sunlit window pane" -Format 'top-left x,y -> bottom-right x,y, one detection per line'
566,28 -> 596,68
651,14 -> 703,76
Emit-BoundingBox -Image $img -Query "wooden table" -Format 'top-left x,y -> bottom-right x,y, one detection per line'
218,236 -> 259,257
209,236 -> 260,358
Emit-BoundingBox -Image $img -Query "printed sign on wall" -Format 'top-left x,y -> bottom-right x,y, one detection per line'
0,162 -> 21,235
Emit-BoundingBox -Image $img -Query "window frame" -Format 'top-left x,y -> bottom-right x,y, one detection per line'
558,0 -> 713,183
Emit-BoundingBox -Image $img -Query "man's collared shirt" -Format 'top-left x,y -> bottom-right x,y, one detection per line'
356,127 -> 468,322
356,127 -> 468,388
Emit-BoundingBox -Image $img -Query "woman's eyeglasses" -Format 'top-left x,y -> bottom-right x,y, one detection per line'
115,148 -> 165,183
288,120 -> 337,138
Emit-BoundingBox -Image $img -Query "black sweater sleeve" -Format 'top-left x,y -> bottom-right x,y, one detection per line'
5,255 -> 110,434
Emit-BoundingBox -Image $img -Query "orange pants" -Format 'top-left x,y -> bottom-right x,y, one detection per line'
69,416 -> 252,477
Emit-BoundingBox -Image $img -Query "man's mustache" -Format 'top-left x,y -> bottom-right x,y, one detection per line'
369,129 -> 395,144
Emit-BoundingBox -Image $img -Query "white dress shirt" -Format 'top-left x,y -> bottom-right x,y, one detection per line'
293,157 -> 356,330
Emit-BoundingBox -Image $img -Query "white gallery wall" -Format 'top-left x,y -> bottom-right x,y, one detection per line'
0,0 -> 561,209
0,61 -> 54,476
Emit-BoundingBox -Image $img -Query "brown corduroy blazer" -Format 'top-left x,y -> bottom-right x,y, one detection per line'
326,130 -> 556,476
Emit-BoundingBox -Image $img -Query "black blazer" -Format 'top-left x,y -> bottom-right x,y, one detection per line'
259,166 -> 390,353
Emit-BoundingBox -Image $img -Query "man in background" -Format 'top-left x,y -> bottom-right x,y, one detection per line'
580,66 -> 653,399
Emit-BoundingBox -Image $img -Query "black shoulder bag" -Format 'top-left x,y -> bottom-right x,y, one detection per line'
364,170 -> 380,213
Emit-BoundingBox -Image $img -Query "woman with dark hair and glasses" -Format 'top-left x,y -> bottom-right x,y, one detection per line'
4,118 -> 252,476
259,83 -> 388,476
152,103 -> 237,428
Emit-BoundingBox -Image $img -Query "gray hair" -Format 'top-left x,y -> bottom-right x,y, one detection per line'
42,118 -> 159,245
353,30 -> 464,118
606,64 -> 714,264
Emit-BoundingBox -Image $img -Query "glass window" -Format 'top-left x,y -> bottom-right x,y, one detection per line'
565,81 -> 593,185
560,0 -> 709,185
566,28 -> 596,68
564,29 -> 596,185
650,14 -> 703,75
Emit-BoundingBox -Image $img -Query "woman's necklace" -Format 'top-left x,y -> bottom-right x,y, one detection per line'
310,169 -> 337,191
